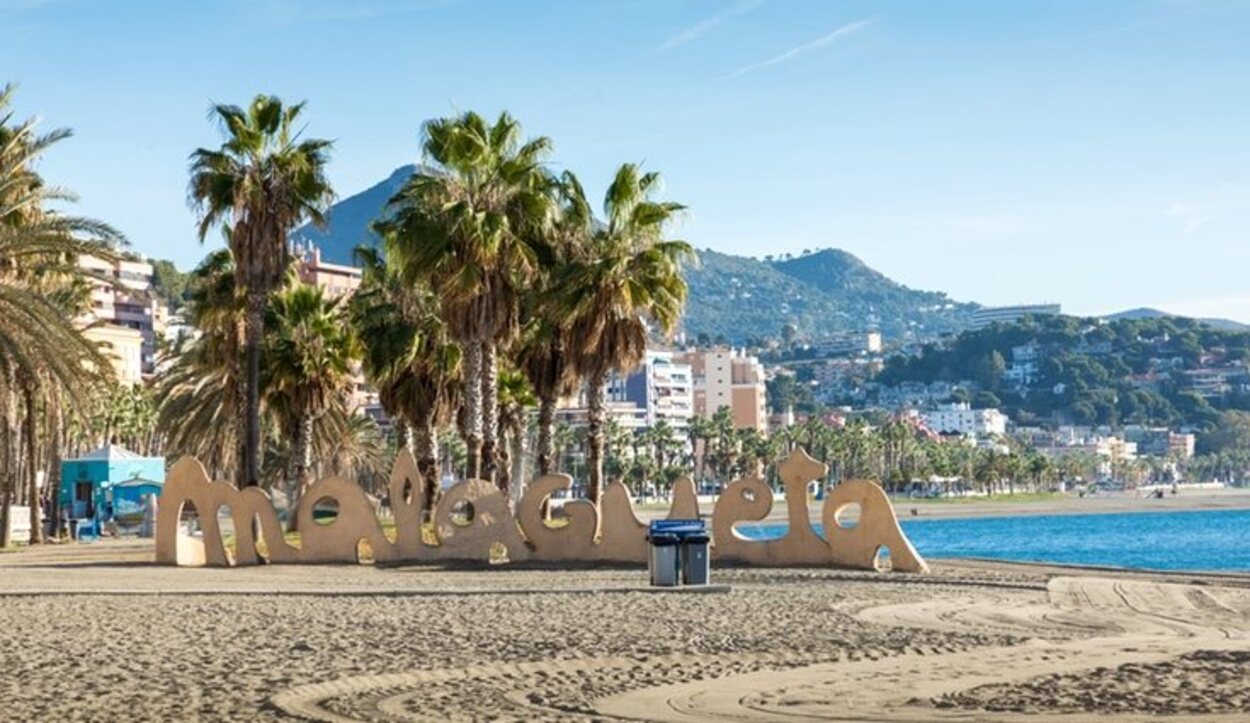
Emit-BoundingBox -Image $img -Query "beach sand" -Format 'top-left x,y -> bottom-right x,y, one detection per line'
1,540 -> 1248,721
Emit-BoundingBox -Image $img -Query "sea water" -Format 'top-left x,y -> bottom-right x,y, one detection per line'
735,508 -> 1250,572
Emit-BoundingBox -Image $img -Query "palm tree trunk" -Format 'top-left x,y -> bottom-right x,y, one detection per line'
1,372 -> 17,548
48,395 -> 64,540
510,419 -> 527,507
295,414 -> 314,500
285,423 -> 300,503
496,415 -> 511,497
586,369 -> 606,506
536,392 -> 556,476
480,342 -> 499,484
242,293 -> 265,487
285,414 -> 314,533
24,386 -> 42,544
228,316 -> 246,486
461,340 -> 484,480
414,413 -> 439,519
396,423 -> 413,454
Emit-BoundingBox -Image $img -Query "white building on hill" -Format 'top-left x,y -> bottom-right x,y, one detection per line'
921,403 -> 1008,438
971,304 -> 1061,329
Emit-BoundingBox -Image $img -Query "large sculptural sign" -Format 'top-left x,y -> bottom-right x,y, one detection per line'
155,448 -> 927,573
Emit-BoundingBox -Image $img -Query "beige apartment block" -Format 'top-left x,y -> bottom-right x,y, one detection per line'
78,254 -> 166,376
675,347 -> 769,431
83,323 -> 146,386
293,244 -> 362,298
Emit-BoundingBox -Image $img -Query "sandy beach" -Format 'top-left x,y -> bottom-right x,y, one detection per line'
2,540 -> 1248,721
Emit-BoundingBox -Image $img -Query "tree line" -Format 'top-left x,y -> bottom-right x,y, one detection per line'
159,95 -> 692,518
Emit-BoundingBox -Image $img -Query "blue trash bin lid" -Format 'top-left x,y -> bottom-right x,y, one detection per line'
646,533 -> 679,545
683,533 -> 710,544
650,519 -> 706,540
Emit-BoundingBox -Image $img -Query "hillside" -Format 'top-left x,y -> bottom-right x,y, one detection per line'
878,314 -> 1250,431
294,167 -> 978,342
686,250 -> 976,343
1103,307 -> 1250,333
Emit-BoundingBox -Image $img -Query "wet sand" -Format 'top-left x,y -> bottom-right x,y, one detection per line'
886,486 -> 1250,520
637,486 -> 1250,524
1,540 -> 1248,721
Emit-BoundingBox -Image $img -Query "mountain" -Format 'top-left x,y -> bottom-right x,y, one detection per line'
685,250 -> 976,343
292,164 -> 417,264
295,167 -> 978,342
1103,307 -> 1250,332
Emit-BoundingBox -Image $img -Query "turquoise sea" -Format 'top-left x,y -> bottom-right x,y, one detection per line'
737,508 -> 1250,572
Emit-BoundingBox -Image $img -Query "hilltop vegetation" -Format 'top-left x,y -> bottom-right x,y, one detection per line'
879,315 -> 1250,431
292,168 -> 979,345
684,249 -> 976,343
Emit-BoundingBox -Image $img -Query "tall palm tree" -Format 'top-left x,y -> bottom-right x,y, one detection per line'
350,246 -> 460,512
382,111 -> 553,483
558,164 -> 691,505
189,95 -> 334,487
0,84 -> 121,546
516,171 -> 594,477
263,282 -> 356,507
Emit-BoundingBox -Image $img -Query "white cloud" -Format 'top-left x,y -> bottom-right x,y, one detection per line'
658,0 -> 765,52
1164,183 -> 1250,235
724,17 -> 874,80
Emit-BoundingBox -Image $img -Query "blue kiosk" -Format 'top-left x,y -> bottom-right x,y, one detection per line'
60,445 -> 165,533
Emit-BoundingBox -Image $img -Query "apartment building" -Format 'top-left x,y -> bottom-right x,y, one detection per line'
970,303 -> 1061,329
78,254 -> 166,377
612,350 -> 694,432
812,331 -> 882,358
554,350 -> 693,440
81,324 -> 145,386
675,347 -> 768,431
293,243 -> 363,298
920,402 -> 1008,438
1123,426 -> 1196,459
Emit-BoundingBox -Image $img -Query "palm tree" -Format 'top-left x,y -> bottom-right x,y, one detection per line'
317,411 -> 388,491
559,164 -> 691,504
350,246 -> 460,512
260,408 -> 388,497
189,94 -> 334,487
686,414 -> 711,484
263,282 -> 356,508
515,172 -> 589,478
154,250 -> 244,479
0,84 -> 122,546
495,367 -> 535,497
382,111 -> 553,483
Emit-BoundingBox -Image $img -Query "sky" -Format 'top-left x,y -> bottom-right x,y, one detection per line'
3,0 -> 1249,320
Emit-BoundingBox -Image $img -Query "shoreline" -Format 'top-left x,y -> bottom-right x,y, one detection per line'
640,485 -> 1250,522
891,486 -> 1250,520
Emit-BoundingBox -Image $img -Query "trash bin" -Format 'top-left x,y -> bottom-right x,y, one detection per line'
681,532 -> 711,585
647,533 -> 680,587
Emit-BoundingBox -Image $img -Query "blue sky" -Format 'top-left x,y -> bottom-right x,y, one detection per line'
3,0 -> 1249,319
